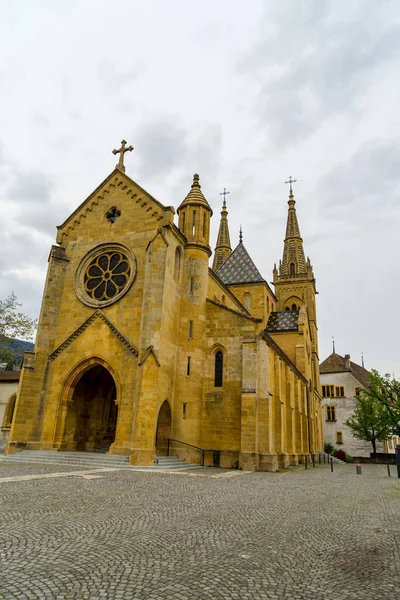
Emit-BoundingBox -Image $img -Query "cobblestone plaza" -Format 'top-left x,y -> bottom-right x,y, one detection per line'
0,462 -> 399,599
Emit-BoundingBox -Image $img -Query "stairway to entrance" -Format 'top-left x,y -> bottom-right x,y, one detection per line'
0,451 -> 203,471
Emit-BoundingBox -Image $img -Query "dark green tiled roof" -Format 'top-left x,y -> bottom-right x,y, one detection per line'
216,243 -> 264,285
266,311 -> 299,332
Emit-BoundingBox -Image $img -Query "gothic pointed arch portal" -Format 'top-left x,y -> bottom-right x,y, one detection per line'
55,359 -> 119,452
155,400 -> 172,456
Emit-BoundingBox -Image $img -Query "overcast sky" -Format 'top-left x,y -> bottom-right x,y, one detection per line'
1,0 -> 399,376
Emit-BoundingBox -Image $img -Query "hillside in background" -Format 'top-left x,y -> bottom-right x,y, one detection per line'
0,338 -> 34,367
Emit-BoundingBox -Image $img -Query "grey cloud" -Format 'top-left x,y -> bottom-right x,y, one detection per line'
133,118 -> 223,209
135,117 -> 190,182
96,58 -> 148,92
316,138 -> 400,221
0,270 -> 43,321
6,170 -> 63,235
239,1 -> 400,146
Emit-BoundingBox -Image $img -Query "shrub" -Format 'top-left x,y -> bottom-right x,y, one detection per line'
336,449 -> 346,460
344,455 -> 354,463
324,442 -> 335,454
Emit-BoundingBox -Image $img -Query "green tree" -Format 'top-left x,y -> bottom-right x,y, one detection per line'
357,370 -> 400,438
345,391 -> 393,455
0,292 -> 37,366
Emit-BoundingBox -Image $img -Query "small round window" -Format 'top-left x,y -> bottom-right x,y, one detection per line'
75,243 -> 136,308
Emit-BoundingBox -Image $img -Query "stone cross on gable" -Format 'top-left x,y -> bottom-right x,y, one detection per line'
112,140 -> 134,173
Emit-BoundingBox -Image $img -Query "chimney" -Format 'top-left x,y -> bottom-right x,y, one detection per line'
344,354 -> 351,370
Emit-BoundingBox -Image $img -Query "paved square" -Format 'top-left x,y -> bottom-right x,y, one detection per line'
0,462 -> 399,599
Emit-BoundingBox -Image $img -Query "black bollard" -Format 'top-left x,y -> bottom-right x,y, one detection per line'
330,457 -> 333,472
312,455 -> 315,468
323,453 -> 326,464
305,456 -> 308,469
387,463 -> 391,477
318,453 -> 321,465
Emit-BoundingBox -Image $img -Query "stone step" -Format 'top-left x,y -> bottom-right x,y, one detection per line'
0,451 -> 202,471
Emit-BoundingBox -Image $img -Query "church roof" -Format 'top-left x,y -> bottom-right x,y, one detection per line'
319,353 -> 370,388
266,311 -> 299,332
216,242 -> 264,285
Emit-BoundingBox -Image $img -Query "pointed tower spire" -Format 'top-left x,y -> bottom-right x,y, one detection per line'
177,173 -> 213,252
212,190 -> 232,271
279,176 -> 307,278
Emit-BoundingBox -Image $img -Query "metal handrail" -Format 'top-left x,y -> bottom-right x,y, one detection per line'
167,438 -> 215,466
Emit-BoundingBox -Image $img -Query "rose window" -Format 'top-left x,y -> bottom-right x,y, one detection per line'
84,252 -> 131,301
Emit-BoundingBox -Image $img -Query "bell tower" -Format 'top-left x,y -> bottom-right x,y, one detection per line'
176,174 -> 212,448
273,177 -> 320,387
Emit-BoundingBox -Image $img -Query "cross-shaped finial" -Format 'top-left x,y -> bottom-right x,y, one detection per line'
219,187 -> 230,207
112,140 -> 134,173
239,225 -> 243,244
285,175 -> 297,196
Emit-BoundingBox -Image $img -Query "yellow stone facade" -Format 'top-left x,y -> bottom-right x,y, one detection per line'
7,157 -> 322,471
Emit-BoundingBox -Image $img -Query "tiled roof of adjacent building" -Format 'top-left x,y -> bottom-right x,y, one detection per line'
266,310 -> 299,332
319,353 -> 370,388
216,243 -> 264,285
0,371 -> 21,381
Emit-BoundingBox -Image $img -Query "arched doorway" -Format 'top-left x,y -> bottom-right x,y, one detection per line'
63,364 -> 118,452
155,400 -> 171,456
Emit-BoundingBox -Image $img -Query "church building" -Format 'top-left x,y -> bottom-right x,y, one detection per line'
7,143 -> 323,471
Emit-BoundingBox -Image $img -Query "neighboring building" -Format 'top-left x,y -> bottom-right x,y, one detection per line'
6,146 -> 322,471
0,371 -> 20,452
320,352 -> 396,457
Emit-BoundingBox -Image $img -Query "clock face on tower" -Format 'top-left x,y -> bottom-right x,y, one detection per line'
74,243 -> 137,308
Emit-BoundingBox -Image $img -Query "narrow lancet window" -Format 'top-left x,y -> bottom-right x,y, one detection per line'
192,211 -> 196,236
214,351 -> 223,387
290,262 -> 295,275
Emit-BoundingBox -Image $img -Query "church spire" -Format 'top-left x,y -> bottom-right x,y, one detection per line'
212,192 -> 232,271
279,177 -> 307,278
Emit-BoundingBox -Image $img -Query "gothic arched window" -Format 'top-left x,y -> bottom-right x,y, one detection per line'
289,262 -> 295,275
292,303 -> 297,311
214,351 -> 223,387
